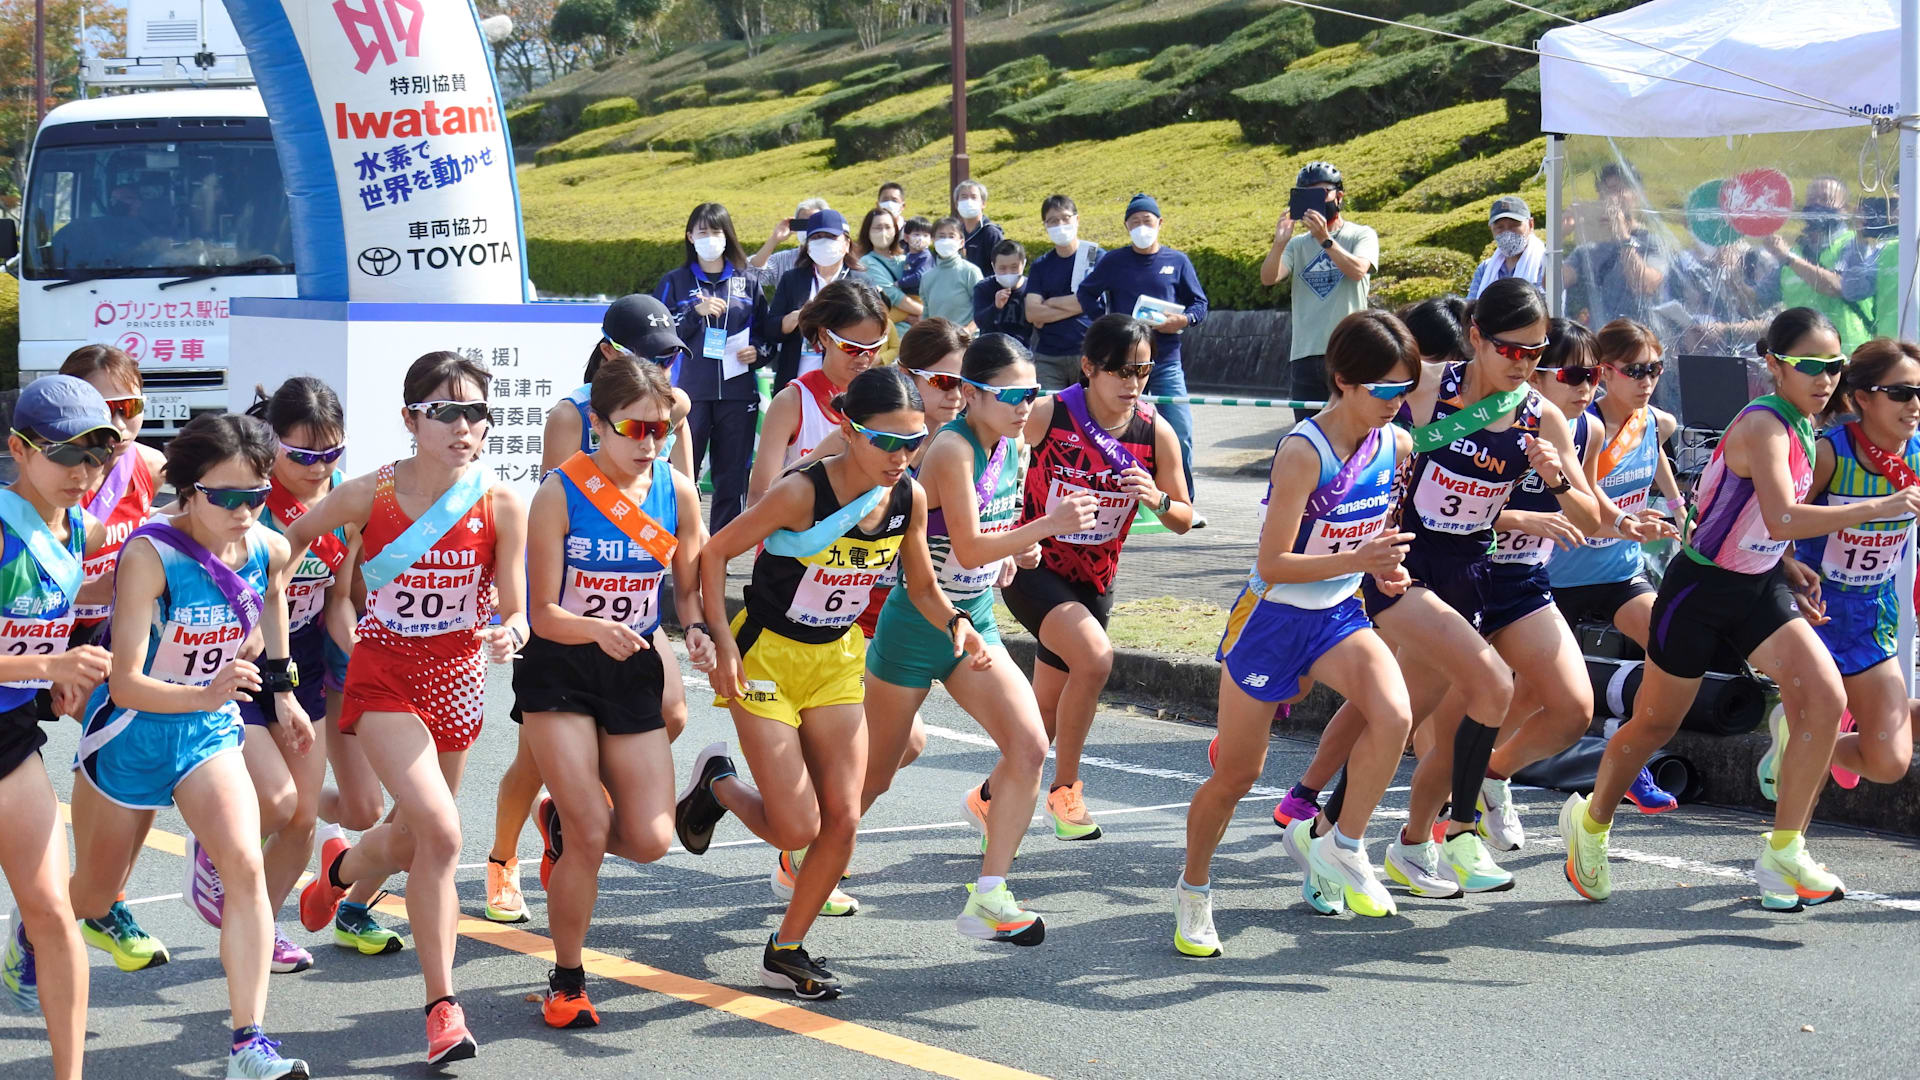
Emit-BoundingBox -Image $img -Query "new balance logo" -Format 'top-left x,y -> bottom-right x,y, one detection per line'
1242,673 -> 1269,688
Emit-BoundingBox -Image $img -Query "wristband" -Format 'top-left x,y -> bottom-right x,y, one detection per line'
260,657 -> 298,695
507,623 -> 526,649
946,610 -> 974,634
1612,509 -> 1631,532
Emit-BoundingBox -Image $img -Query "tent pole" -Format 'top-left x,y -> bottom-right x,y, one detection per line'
1546,134 -> 1566,316
1901,0 -> 1918,693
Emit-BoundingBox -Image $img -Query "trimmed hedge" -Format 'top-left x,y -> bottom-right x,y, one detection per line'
1141,44 -> 1201,82
1284,40 -> 1364,73
654,83 -> 708,111
710,86 -> 782,105
1373,275 -> 1459,309
1384,138 -> 1545,212
0,272 -> 16,373
1169,8 -> 1317,112
1376,245 -> 1476,284
994,78 -> 1183,149
810,64 -> 951,127
1090,46 -> 1152,67
830,57 -> 1057,166
1502,67 -> 1541,138
576,96 -> 641,133
535,96 -> 809,165
505,102 -> 566,147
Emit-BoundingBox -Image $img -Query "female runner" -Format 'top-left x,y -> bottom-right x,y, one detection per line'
748,280 -> 890,504
516,358 -> 713,1028
677,366 -> 987,999
69,411 -> 312,1079
1000,313 -> 1193,841
293,351 -> 527,1064
1560,308 -> 1920,910
1178,311 -> 1418,953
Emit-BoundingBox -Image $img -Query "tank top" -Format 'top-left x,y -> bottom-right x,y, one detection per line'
1252,418 -> 1398,610
0,505 -> 88,708
357,462 -> 497,657
1493,410 -> 1594,569
1020,398 -> 1157,592
782,370 -> 843,470
75,444 -> 161,624
1402,362 -> 1542,562
563,383 -> 677,461
743,461 -> 912,644
920,420 -> 1024,601
140,528 -> 272,690
1686,396 -> 1813,574
1794,425 -> 1920,593
265,470 -> 349,636
554,458 -> 677,636
1547,406 -> 1660,586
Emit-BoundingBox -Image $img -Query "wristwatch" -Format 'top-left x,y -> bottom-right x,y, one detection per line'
1546,475 -> 1573,495
1156,491 -> 1172,514
946,610 -> 974,634
1320,237 -> 1335,250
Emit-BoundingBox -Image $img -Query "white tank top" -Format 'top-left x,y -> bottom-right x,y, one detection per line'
783,369 -> 842,470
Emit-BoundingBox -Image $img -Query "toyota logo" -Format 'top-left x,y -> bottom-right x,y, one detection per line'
358,247 -> 401,276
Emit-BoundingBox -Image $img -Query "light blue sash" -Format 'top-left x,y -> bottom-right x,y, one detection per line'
360,467 -> 489,594
0,490 -> 82,606
762,485 -> 886,559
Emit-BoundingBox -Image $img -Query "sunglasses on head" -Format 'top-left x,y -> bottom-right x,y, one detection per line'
1360,378 -> 1416,400
280,441 -> 345,467
959,375 -> 1043,406
407,400 -> 492,425
1864,383 -> 1920,403
1101,362 -> 1154,381
1610,359 -> 1665,380
822,327 -> 887,362
193,483 -> 272,511
909,369 -> 965,392
13,430 -> 114,468
604,338 -> 681,368
1482,332 -> 1552,364
606,417 -> 672,441
103,395 -> 145,421
848,420 -> 928,453
1540,365 -> 1600,386
1774,353 -> 1847,377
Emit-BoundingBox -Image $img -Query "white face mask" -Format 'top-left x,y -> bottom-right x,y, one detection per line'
995,273 -> 1020,289
1493,229 -> 1531,258
1046,222 -> 1078,246
1129,225 -> 1160,249
956,198 -> 983,221
808,237 -> 845,268
691,234 -> 726,262
907,234 -> 930,253
879,199 -> 903,216
933,237 -> 962,260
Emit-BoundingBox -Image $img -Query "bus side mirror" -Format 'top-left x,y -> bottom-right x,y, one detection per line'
0,220 -> 16,263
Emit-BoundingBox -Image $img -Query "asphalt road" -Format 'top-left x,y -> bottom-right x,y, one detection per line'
5,655 -> 1920,1079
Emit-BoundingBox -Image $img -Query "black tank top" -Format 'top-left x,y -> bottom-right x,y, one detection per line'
1400,361 -> 1542,562
744,461 -> 914,644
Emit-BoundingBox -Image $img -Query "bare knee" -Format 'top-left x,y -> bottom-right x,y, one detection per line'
564,806 -> 613,858
1074,645 -> 1114,684
338,793 -> 384,832
403,818 -> 463,866
815,803 -> 860,843
11,881 -> 76,937
766,810 -> 820,853
258,786 -> 298,837
1005,725 -> 1048,778
1210,758 -> 1262,798
663,704 -> 687,743
900,718 -> 929,768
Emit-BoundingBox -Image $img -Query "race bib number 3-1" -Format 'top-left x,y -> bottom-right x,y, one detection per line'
561,568 -> 664,630
1411,461 -> 1512,535
1047,479 -> 1135,546
150,617 -> 242,686
368,565 -> 480,636
0,616 -> 73,688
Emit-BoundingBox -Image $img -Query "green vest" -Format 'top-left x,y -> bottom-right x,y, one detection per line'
1780,229 -> 1870,351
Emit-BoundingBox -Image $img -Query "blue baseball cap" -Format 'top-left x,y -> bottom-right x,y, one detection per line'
804,209 -> 850,238
14,375 -> 115,443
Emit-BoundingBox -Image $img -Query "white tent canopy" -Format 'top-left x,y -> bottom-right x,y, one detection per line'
1539,0 -> 1902,138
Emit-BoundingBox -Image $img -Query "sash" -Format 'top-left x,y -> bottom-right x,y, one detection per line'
1846,422 -> 1920,489
125,520 -> 262,639
1303,428 -> 1382,518
85,452 -> 137,521
1410,385 -> 1530,455
267,477 -> 347,576
360,466 -> 489,594
926,435 -> 1011,538
798,371 -> 845,425
557,452 -> 679,564
1594,405 -> 1649,481
1057,384 -> 1143,472
0,491 -> 83,607
763,485 -> 887,559
1748,394 -> 1816,469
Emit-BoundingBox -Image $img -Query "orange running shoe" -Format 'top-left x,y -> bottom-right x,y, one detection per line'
542,971 -> 601,1030
536,796 -> 562,891
1045,781 -> 1101,841
298,837 -> 349,933
426,999 -> 478,1065
484,858 -> 528,924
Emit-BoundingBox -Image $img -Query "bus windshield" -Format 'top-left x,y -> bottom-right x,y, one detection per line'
22,137 -> 294,280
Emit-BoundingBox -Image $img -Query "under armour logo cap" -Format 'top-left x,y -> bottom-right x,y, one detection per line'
602,293 -> 691,365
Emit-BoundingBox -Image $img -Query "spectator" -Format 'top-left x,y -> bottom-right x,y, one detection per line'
1667,237 -> 1776,355
856,206 -> 923,335
972,239 -> 1033,341
1069,192 -> 1209,516
1563,162 -> 1668,331
652,201 -> 767,531
1841,195 -> 1901,339
899,215 -> 934,294
878,181 -> 906,219
1765,177 -> 1871,350
748,196 -> 830,285
953,179 -> 1004,277
1259,161 -> 1379,424
1025,193 -> 1104,391
758,208 -> 870,392
920,216 -> 984,328
1468,195 -> 1546,298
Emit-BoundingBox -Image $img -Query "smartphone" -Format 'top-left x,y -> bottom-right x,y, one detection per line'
1861,197 -> 1896,236
1289,187 -> 1331,221
788,218 -> 808,231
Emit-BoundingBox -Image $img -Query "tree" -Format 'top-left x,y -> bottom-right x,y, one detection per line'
0,0 -> 124,204
487,0 -> 595,95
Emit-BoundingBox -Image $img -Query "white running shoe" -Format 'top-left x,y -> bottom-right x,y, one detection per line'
1172,880 -> 1221,958
1478,777 -> 1525,852
1280,817 -> 1315,877
1310,833 -> 1397,918
1384,836 -> 1463,898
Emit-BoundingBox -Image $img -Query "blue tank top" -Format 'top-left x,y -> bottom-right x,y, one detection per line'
1794,425 -> 1920,595
142,527 -> 272,690
1549,406 -> 1660,587
566,384 -> 678,460
1251,417 -> 1398,610
1492,410 -> 1593,569
554,458 -> 677,636
0,506 -> 88,709
1402,362 -> 1542,561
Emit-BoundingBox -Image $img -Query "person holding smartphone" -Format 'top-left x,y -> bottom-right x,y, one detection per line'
1260,162 -> 1379,425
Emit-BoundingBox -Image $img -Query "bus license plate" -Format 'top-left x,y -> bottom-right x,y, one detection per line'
148,395 -> 191,421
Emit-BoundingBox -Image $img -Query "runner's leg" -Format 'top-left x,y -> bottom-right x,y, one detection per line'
0,759 -> 86,1080
174,752 -> 271,1030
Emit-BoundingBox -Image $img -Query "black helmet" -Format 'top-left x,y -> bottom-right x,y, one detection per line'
1296,161 -> 1344,190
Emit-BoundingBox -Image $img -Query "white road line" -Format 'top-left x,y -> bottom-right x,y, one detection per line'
919,723 -> 1290,798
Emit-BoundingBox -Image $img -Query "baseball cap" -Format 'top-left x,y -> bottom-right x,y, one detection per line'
1489,195 -> 1532,225
14,375 -> 116,444
601,294 -> 688,361
803,209 -> 850,238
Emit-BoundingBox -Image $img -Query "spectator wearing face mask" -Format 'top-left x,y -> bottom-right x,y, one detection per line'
972,239 -> 1034,341
898,216 -> 935,293
1763,177 -> 1871,350
758,209 -> 870,392
1840,195 -> 1901,339
920,216 -> 984,328
953,179 -> 1003,278
1562,162 -> 1667,331
877,181 -> 906,220
749,196 -> 831,286
1025,194 -> 1105,391
857,206 -> 924,334
1259,161 -> 1379,424
1468,195 -> 1546,298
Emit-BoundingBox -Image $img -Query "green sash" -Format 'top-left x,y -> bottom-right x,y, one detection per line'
1410,384 -> 1530,455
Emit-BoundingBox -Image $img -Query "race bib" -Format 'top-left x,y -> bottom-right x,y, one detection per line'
561,567 -> 664,631
72,513 -> 151,622
0,616 -> 73,689
1047,478 -> 1136,546
286,553 -> 337,632
1491,529 -> 1554,566
367,564 -> 481,636
1411,461 -> 1513,535
1299,512 -> 1388,557
1820,496 -> 1913,586
150,616 -> 244,686
783,534 -> 902,631
1585,487 -> 1649,549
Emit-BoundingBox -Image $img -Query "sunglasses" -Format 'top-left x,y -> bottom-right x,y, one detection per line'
1610,360 -> 1665,380
280,441 -> 345,467
848,420 -> 928,453
104,395 -> 145,421
607,417 -> 672,441
822,327 -> 887,362
1541,365 -> 1600,386
1864,383 -> 1920,403
604,338 -> 682,367
1774,353 -> 1847,377
1483,333 -> 1552,364
909,369 -> 965,392
193,483 -> 272,511
959,376 -> 1043,406
1101,362 -> 1154,381
407,400 -> 492,425
13,430 -> 115,468
1361,378 -> 1416,400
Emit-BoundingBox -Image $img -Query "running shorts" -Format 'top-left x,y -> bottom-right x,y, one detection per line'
854,583 -> 893,639
340,637 -> 485,752
866,588 -> 1001,690
0,701 -> 46,783
1003,564 -> 1115,671
1217,590 -> 1371,703
76,690 -> 243,810
1646,555 -> 1800,680
1361,545 -> 1491,633
237,624 -> 326,728
323,636 -> 351,693
1553,574 -> 1656,629
511,632 -> 666,736
714,611 -> 865,728
1814,584 -> 1900,677
1482,562 -> 1556,637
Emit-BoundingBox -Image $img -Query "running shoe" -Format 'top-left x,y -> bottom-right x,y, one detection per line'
1206,735 -> 1219,769
183,834 -> 225,929
1477,778 -> 1524,851
1271,792 -> 1320,830
542,969 -> 601,1029
1439,830 -> 1515,893
1559,793 -> 1612,902
759,936 -> 841,1000
80,900 -> 170,971
269,926 -> 312,974
485,857 -> 529,923
1756,701 -> 1787,803
1280,818 -> 1315,879
955,882 -> 1045,946
1172,881 -> 1221,958
674,741 -> 734,855
426,999 -> 478,1065
1384,837 -> 1462,898
1755,832 -> 1846,912
1308,832 -> 1397,918
1830,710 -> 1862,790
1625,766 -> 1679,813
1046,781 -> 1101,841
333,901 -> 405,955
536,796 -> 563,891
771,849 -> 859,916
298,835 -> 350,933
2,918 -> 35,1014
227,1031 -> 308,1079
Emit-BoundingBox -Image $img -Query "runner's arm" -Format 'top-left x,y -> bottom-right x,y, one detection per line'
1735,411 -> 1914,538
748,388 -> 802,506
924,431 -> 1052,566
279,473 -> 375,590
1534,402 -> 1603,534
104,537 -> 248,713
488,484 -> 530,645
73,511 -> 114,607
670,389 -> 696,479
1653,407 -> 1688,512
322,532 -> 361,655
669,470 -> 710,647
700,471 -> 816,659
897,480 -> 970,634
543,403 -> 582,475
